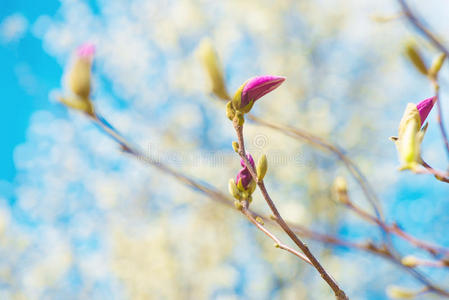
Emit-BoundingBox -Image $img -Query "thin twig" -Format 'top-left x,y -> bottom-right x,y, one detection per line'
233,121 -> 348,300
431,80 -> 449,162
239,201 -> 312,265
246,114 -> 395,252
396,0 -> 449,56
344,199 -> 449,256
247,114 -> 385,224
419,160 -> 449,183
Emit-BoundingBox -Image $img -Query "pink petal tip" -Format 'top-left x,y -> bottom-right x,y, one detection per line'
416,96 -> 437,125
77,43 -> 95,59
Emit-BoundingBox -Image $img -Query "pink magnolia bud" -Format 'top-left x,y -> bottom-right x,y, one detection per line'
416,96 -> 436,125
69,43 -> 95,100
236,154 -> 255,190
232,75 -> 285,112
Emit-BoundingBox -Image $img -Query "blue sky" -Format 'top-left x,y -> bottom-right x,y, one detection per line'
0,0 -> 60,181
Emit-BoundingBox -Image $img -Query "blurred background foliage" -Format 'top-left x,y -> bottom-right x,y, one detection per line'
1,0 -> 449,299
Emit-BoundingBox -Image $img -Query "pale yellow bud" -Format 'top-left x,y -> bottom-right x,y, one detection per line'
401,255 -> 418,267
232,141 -> 239,153
255,216 -> 264,225
228,179 -> 240,199
333,176 -> 349,204
405,42 -> 428,76
428,53 -> 446,79
68,57 -> 92,100
234,200 -> 242,210
333,176 -> 348,194
198,39 -> 230,100
256,154 -> 268,181
226,101 -> 236,121
396,104 -> 422,171
247,180 -> 257,196
386,285 -> 416,299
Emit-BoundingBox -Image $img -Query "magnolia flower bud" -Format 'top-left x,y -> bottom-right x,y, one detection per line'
69,43 -> 95,100
198,39 -> 230,101
256,154 -> 268,181
405,42 -> 427,76
394,98 -> 434,172
232,75 -> 285,113
236,154 -> 255,194
60,43 -> 95,115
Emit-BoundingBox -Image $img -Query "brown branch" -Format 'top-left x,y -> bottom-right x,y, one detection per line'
233,121 -> 348,300
419,160 -> 449,183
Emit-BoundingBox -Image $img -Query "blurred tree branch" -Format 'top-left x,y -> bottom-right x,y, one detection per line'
78,108 -> 449,298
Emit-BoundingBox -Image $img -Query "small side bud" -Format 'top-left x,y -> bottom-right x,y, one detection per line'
226,101 -> 236,121
247,180 -> 257,196
428,53 -> 446,79
234,200 -> 242,210
232,141 -> 239,153
198,39 -> 230,100
333,176 -> 349,204
405,42 -> 428,76
228,179 -> 240,200
255,216 -> 264,225
401,256 -> 418,268
386,285 -> 417,299
333,176 -> 347,193
256,154 -> 268,181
